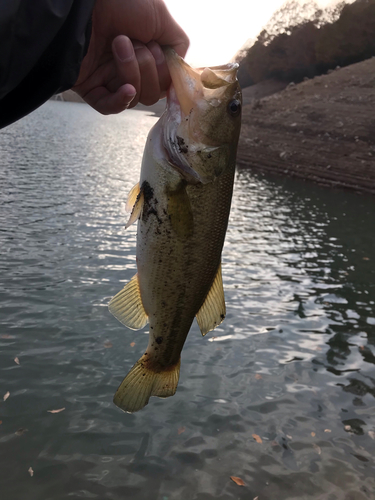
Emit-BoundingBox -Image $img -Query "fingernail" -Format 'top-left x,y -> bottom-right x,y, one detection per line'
114,36 -> 134,62
122,84 -> 137,104
148,42 -> 165,65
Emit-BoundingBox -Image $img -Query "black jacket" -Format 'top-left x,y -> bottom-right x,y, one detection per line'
0,0 -> 95,129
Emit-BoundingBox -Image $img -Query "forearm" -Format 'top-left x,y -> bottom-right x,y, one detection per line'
0,0 -> 95,128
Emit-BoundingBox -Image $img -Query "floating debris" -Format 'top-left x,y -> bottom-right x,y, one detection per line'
47,408 -> 65,414
252,434 -> 263,444
230,476 -> 245,486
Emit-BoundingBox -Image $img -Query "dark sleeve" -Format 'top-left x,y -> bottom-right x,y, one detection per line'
0,0 -> 96,129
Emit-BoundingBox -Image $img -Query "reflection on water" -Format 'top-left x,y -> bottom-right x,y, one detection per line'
0,101 -> 374,500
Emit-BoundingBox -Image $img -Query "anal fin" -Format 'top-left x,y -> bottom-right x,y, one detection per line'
108,274 -> 148,330
196,263 -> 226,336
114,355 -> 181,413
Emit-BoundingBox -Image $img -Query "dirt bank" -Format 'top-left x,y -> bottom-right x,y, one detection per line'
238,57 -> 375,194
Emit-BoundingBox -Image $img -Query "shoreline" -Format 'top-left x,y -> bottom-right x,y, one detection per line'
237,57 -> 375,195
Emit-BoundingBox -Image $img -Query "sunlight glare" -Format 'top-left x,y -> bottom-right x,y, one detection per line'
164,0 -> 343,67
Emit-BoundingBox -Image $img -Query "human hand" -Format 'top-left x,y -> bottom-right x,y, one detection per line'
73,0 -> 189,114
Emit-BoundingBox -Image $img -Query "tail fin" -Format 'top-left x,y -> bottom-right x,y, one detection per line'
113,354 -> 181,413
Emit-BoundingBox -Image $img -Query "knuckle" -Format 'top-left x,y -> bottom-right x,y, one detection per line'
134,47 -> 154,68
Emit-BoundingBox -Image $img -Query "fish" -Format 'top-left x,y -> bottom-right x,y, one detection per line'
109,48 -> 242,413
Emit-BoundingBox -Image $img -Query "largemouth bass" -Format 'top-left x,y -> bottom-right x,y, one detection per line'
109,49 -> 242,413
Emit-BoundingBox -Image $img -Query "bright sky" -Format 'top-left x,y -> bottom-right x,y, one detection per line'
164,0 -> 337,67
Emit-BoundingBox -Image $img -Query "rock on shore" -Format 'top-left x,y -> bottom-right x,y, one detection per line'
238,57 -> 375,194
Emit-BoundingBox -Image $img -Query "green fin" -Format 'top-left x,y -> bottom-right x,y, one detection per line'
114,355 -> 181,413
196,263 -> 226,336
125,183 -> 144,229
108,274 -> 148,330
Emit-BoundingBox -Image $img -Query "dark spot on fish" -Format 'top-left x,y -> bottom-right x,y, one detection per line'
176,136 -> 188,154
141,181 -> 163,224
141,181 -> 153,203
221,314 -> 225,320
143,373 -> 145,376
207,153 -> 212,159
156,337 -> 163,345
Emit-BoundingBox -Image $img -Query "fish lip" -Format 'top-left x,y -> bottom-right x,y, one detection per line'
198,62 -> 239,71
164,48 -> 202,117
164,48 -> 239,98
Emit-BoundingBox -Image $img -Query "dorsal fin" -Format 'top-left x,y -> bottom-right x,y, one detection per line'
196,263 -> 226,336
125,183 -> 144,228
108,274 -> 148,330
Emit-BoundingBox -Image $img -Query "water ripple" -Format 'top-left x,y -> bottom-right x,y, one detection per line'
0,102 -> 375,500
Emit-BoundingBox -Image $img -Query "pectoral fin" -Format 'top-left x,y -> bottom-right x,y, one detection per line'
108,274 -> 148,330
126,182 -> 141,212
125,183 -> 144,228
196,263 -> 226,336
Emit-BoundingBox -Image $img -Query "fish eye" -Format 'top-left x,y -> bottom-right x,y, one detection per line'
228,99 -> 241,117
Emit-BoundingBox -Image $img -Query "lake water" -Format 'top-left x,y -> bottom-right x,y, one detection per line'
0,101 -> 374,500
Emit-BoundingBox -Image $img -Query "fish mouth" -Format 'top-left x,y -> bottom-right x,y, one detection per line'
159,49 -> 241,185
163,48 -> 239,116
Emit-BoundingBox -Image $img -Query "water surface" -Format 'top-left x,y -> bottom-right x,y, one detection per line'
0,101 -> 374,500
